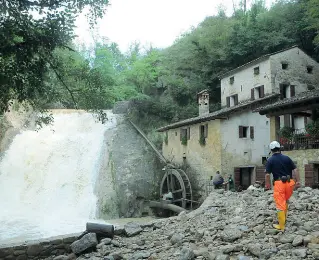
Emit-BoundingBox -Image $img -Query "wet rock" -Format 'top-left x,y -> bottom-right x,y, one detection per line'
111,240 -> 120,247
247,244 -> 261,257
220,229 -> 242,242
303,235 -> 313,246
292,248 -> 307,258
215,255 -> 230,260
279,234 -> 294,244
70,233 -> 98,255
129,251 -> 151,260
124,223 -> 143,237
27,244 -> 43,256
114,227 -> 125,236
179,247 -> 195,260
101,238 -> 112,245
237,256 -> 253,260
292,235 -> 303,246
53,256 -> 68,260
170,233 -> 184,245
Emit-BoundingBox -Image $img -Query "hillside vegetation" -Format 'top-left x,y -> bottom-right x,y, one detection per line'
1,0 -> 319,147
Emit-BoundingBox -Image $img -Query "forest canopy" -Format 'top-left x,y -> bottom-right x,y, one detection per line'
1,0 -> 318,142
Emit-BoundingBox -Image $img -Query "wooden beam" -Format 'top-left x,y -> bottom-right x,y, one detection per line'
292,112 -> 312,117
266,104 -> 319,117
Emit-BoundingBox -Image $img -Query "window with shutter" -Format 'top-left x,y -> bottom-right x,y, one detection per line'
234,94 -> 238,105
239,126 -> 243,138
226,97 -> 230,107
187,127 -> 190,140
230,76 -> 234,84
290,85 -> 295,97
250,126 -> 254,139
234,167 -> 241,188
260,85 -> 265,98
284,114 -> 291,127
181,128 -> 188,145
205,124 -> 208,138
251,88 -> 255,100
305,164 -> 314,187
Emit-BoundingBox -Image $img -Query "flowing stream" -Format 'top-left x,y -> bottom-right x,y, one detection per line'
0,110 -> 118,244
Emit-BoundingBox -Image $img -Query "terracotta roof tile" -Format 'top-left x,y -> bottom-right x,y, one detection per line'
157,94 -> 279,132
253,90 -> 319,114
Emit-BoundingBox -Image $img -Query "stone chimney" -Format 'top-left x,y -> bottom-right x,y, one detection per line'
197,89 -> 209,116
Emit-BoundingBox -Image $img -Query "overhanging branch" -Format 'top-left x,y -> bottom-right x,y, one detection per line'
43,55 -> 78,109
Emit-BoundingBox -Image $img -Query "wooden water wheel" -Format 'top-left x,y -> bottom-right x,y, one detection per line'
160,167 -> 193,210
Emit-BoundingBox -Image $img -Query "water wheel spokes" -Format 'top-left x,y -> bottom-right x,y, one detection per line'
160,167 -> 193,210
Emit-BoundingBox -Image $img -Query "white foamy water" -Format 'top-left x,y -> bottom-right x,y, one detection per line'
0,110 -> 117,243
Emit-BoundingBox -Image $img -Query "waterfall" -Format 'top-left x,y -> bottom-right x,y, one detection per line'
0,110 -> 117,243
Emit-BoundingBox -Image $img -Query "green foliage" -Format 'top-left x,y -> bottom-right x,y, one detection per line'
199,135 -> 206,146
305,0 -> 319,44
2,0 -> 319,136
278,126 -> 294,140
306,120 -> 319,137
181,136 -> 188,146
164,132 -> 168,145
0,0 -> 109,116
121,0 -> 319,146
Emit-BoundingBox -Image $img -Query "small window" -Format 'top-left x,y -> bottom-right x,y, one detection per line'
243,127 -> 248,138
229,76 -> 234,84
175,132 -> 177,136
239,126 -> 249,138
180,128 -> 188,145
199,124 -> 208,145
307,66 -> 313,74
280,84 -> 289,99
254,66 -> 260,75
230,94 -> 238,107
282,63 -> 288,70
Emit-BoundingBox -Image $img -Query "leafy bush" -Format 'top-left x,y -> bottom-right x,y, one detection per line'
199,135 -> 206,146
306,121 -> 319,138
278,126 -> 294,140
181,136 -> 188,146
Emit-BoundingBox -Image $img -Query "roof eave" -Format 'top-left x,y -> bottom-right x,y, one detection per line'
156,116 -> 227,132
257,95 -> 319,115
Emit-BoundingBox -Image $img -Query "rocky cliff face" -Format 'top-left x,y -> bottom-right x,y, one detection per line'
96,114 -> 165,219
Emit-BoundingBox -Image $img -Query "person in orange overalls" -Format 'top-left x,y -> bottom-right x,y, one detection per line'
265,141 -> 300,231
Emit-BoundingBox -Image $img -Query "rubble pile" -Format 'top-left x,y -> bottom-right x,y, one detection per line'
51,187 -> 319,260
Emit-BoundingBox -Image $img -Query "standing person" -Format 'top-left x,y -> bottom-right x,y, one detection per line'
227,175 -> 235,191
212,171 -> 224,189
265,141 -> 300,231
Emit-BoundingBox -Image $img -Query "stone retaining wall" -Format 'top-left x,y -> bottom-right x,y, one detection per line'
0,233 -> 81,260
284,149 -> 319,185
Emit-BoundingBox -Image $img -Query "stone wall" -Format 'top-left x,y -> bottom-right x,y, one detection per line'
162,120 -> 222,198
0,233 -> 81,260
284,149 -> 319,185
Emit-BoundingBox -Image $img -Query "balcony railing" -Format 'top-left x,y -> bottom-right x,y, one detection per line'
279,128 -> 319,151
